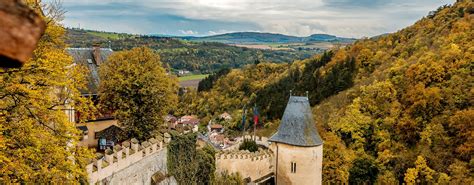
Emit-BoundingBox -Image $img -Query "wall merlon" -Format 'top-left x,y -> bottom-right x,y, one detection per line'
216,149 -> 273,162
216,148 -> 274,182
87,134 -> 169,184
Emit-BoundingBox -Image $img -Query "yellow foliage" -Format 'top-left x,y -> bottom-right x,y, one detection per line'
0,5 -> 94,183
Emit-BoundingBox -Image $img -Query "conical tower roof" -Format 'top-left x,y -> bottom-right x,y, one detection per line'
269,96 -> 323,146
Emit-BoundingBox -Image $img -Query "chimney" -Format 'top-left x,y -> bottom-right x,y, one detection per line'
92,44 -> 102,66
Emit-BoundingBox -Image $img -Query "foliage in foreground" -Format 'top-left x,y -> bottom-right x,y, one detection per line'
99,47 -> 178,140
0,1 -> 95,183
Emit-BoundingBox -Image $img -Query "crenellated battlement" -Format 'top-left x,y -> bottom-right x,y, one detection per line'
86,135 -> 168,184
216,149 -> 273,161
215,149 -> 274,182
86,133 -> 275,184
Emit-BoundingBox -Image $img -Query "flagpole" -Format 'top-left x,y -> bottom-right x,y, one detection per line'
241,105 -> 246,137
253,103 -> 256,142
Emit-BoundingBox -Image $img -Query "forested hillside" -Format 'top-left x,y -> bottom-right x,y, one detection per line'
66,29 -> 321,73
179,1 -> 474,183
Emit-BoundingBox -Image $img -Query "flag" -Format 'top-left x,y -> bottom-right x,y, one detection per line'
253,104 -> 259,126
240,107 -> 247,131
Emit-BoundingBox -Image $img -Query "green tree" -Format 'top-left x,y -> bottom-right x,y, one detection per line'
99,47 -> 178,140
212,171 -> 244,185
167,133 -> 216,185
196,146 -> 216,184
349,157 -> 379,184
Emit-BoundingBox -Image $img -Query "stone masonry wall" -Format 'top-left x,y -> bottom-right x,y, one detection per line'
104,149 -> 168,185
215,150 -> 274,182
86,137 -> 171,184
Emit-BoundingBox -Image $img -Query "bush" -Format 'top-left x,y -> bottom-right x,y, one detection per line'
238,138 -> 258,152
212,171 -> 244,185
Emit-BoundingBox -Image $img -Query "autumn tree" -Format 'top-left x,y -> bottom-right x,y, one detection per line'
99,47 -> 178,140
0,0 -> 94,183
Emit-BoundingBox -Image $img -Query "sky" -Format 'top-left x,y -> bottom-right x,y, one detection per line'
50,0 -> 454,38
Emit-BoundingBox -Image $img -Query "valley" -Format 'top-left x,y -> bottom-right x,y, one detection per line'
66,28 -> 353,74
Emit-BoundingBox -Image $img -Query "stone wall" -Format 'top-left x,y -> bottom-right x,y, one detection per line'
86,137 -> 169,184
270,143 -> 323,185
215,149 -> 274,182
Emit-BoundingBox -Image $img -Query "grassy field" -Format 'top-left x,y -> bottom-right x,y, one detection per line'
88,31 -> 122,40
178,74 -> 209,82
233,42 -> 347,51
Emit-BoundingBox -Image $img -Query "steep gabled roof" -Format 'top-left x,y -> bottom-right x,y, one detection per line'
210,124 -> 223,129
95,125 -> 126,142
269,96 -> 323,146
66,48 -> 113,95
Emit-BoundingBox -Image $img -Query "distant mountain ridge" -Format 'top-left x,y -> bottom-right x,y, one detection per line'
65,28 -> 355,44
181,32 -> 355,44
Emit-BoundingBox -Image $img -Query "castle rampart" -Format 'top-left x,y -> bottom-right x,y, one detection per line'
86,137 -> 167,184
215,149 -> 274,182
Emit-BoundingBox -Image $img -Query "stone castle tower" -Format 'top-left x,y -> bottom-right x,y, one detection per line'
269,96 -> 323,185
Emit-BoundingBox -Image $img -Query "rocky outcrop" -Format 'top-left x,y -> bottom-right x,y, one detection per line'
0,0 -> 45,68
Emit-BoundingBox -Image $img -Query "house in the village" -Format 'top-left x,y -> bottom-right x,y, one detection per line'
66,46 -> 120,148
177,70 -> 190,75
218,112 -> 232,121
209,132 -> 230,148
209,124 -> 224,133
95,125 -> 127,150
179,115 -> 200,125
178,115 -> 199,132
164,114 -> 178,129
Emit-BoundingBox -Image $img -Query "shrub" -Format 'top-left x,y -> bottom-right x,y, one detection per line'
238,138 -> 258,152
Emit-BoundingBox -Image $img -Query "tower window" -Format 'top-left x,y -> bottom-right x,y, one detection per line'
291,162 -> 296,173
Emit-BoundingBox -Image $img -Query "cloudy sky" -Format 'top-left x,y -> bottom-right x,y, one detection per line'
50,0 -> 453,38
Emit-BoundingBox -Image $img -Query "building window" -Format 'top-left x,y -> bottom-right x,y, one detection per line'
291,162 -> 296,173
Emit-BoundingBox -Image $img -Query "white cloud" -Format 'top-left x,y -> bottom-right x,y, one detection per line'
50,0 -> 455,37
207,30 -> 231,35
179,30 -> 199,35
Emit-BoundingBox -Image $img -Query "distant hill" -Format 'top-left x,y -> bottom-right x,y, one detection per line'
66,28 -> 354,45
65,28 -> 323,73
183,32 -> 355,44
